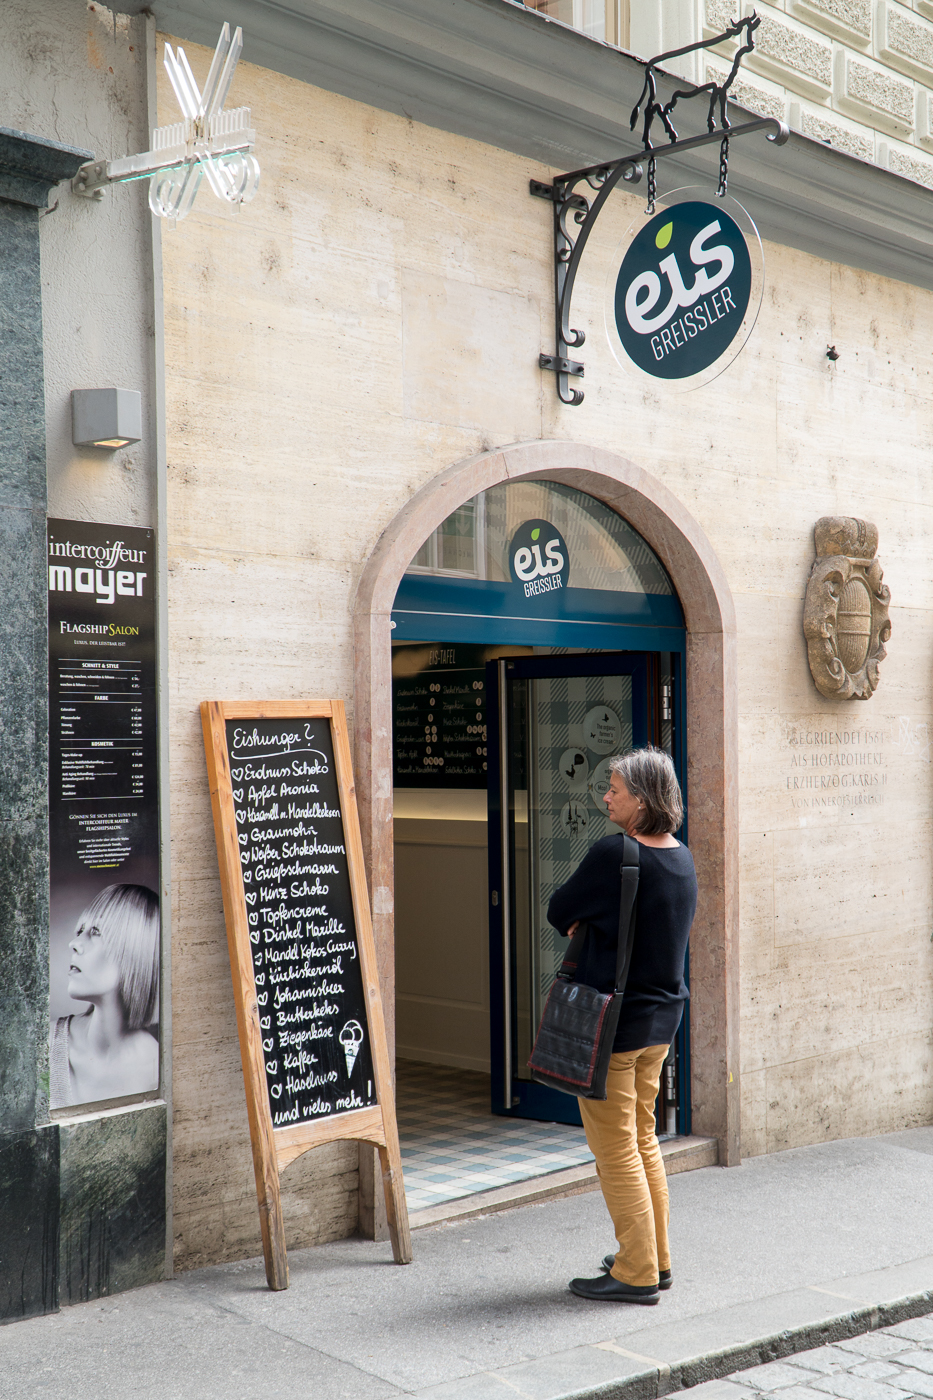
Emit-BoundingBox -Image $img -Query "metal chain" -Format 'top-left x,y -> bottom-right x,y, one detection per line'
717,135 -> 730,198
647,155 -> 657,215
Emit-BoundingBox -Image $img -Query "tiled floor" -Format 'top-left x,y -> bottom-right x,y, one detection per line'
397,1058 -> 594,1214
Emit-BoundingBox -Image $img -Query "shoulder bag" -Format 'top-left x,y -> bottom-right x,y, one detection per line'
527,832 -> 640,1100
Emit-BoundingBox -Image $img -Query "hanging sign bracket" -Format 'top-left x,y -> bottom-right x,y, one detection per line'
532,14 -> 789,405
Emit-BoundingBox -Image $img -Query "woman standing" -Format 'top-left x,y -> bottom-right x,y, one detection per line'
546,747 -> 697,1305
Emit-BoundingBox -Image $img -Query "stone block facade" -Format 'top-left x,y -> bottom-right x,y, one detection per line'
707,60 -> 788,122
746,7 -> 834,97
692,1 -> 933,189
786,101 -> 875,159
879,3 -> 933,82
789,0 -> 871,45
835,49 -> 915,133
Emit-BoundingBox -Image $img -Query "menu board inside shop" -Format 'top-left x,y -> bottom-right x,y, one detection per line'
227,717 -> 377,1126
392,643 -> 488,789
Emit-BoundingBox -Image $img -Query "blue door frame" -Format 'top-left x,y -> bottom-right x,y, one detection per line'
390,572 -> 690,1133
486,651 -> 648,1126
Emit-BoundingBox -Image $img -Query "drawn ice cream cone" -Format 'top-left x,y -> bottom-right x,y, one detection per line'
339,1019 -> 364,1076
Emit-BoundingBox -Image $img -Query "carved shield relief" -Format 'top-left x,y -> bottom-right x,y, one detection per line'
803,517 -> 891,701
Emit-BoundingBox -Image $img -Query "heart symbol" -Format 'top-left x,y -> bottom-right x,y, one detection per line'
270,1084 -> 282,1098
238,833 -> 248,846
263,1038 -> 273,1052
235,811 -> 245,825
233,788 -> 243,801
256,992 -> 267,1005
265,1061 -> 277,1075
250,930 -> 259,944
244,892 -> 256,905
231,768 -> 242,782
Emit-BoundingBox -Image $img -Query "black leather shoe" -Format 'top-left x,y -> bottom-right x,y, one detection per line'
601,1255 -> 672,1290
569,1274 -> 660,1304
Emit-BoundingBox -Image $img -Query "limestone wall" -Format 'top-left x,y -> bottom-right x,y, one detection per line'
160,40 -> 933,1268
1,0 -> 159,528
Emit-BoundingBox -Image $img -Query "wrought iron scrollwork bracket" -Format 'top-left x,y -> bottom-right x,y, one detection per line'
532,14 -> 789,405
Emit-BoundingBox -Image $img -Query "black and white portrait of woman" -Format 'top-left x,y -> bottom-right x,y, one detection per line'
49,883 -> 160,1110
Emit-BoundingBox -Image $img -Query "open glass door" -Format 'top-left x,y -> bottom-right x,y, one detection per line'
487,653 -> 649,1125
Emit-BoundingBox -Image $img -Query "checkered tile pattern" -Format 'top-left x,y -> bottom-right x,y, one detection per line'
530,674 -> 633,1019
397,1060 -> 594,1214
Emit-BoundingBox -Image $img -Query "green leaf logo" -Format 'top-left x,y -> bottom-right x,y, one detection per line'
531,528 -> 540,541
655,221 -> 673,250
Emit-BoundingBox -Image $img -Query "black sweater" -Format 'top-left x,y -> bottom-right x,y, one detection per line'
546,834 -> 697,1053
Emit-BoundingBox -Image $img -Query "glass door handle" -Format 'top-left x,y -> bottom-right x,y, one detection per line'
491,890 -> 499,906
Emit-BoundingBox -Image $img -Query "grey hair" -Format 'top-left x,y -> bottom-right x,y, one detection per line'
608,747 -> 683,836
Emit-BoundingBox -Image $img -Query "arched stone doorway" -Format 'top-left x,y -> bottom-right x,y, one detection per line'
353,441 -> 739,1206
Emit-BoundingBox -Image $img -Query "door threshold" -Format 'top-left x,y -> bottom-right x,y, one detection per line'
408,1134 -> 718,1229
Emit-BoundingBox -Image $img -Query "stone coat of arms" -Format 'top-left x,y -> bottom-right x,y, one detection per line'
803,517 -> 891,701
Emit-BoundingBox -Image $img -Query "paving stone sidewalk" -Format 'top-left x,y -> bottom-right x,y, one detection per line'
691,1316 -> 933,1400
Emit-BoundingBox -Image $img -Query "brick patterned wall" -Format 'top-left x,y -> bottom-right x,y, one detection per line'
695,0 -> 933,189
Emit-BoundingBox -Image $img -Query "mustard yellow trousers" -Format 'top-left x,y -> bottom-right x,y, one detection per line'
578,1044 -> 670,1288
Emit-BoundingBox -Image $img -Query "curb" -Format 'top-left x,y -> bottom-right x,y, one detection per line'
551,1287 -> 933,1400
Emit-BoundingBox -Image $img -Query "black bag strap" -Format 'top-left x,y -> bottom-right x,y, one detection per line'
556,833 -> 640,989
614,832 -> 640,993
557,924 -> 587,980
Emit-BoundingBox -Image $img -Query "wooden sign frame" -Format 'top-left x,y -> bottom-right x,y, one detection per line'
201,699 -> 412,1289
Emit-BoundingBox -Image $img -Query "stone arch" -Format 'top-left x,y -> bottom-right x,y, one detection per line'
353,440 -> 739,1167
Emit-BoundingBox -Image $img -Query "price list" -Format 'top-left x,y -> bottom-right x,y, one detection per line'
47,518 -> 159,890
392,644 -> 487,789
55,660 -> 147,802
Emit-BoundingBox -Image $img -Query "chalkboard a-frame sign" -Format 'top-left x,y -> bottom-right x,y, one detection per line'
201,700 -> 412,1289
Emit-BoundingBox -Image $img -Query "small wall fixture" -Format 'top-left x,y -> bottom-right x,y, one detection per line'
72,388 -> 142,449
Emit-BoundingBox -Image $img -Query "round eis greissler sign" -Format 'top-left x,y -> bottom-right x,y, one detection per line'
608,189 -> 763,390
508,519 -> 570,599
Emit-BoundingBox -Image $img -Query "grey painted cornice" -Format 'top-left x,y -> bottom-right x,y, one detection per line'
0,129 -> 93,208
122,0 -> 933,291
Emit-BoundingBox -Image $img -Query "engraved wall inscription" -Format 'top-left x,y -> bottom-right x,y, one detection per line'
785,725 -> 886,813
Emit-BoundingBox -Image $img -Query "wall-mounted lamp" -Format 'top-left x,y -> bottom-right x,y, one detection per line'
72,388 -> 142,450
